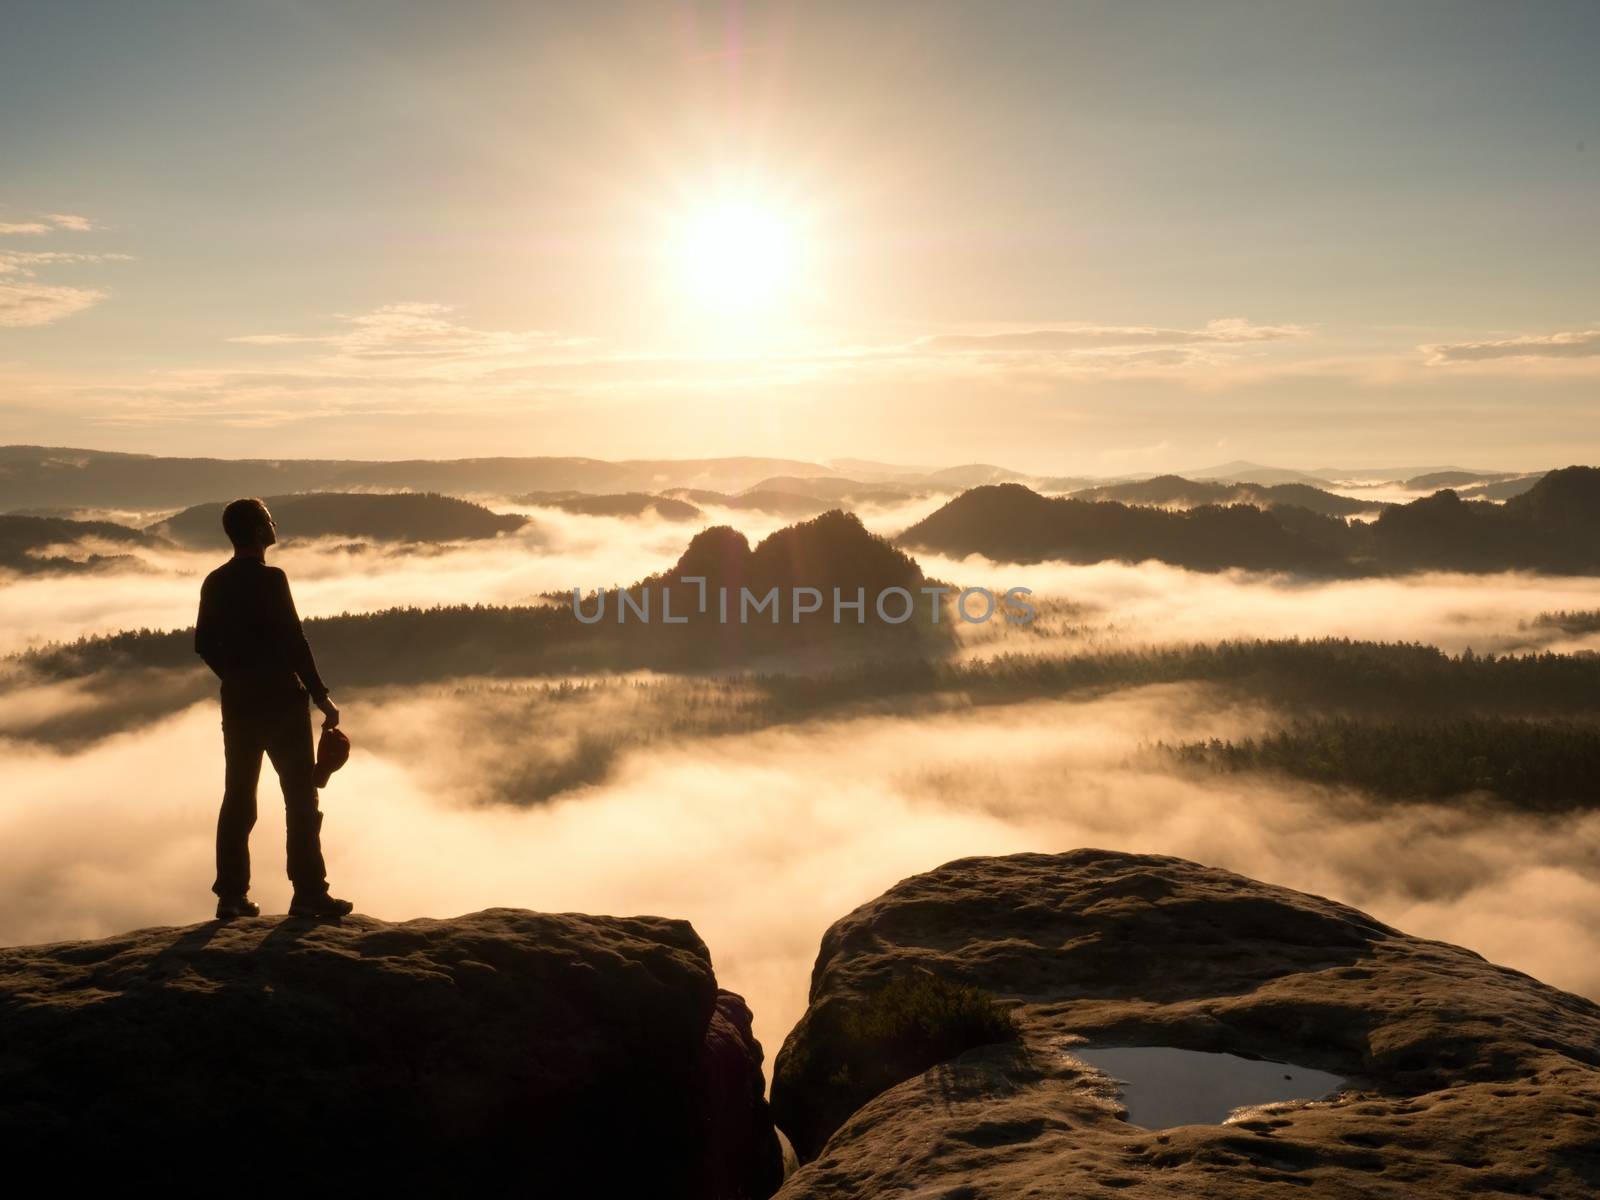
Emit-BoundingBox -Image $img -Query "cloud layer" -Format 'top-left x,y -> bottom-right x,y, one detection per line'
919,317 -> 1309,353
2,681 -> 1595,1066
0,213 -> 96,235
4,514 -> 1600,1057
8,507 -> 1600,659
0,283 -> 108,328
1426,328 -> 1600,363
0,211 -> 118,327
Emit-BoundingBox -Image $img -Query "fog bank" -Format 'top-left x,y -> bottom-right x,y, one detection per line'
3,682 -> 1593,1063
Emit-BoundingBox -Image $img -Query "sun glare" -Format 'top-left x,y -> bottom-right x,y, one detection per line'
672,198 -> 804,310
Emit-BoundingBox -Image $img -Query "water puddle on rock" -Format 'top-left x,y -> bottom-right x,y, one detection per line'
1071,1046 -> 1346,1129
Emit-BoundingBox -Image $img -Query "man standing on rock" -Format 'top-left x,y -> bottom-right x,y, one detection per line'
194,497 -> 354,920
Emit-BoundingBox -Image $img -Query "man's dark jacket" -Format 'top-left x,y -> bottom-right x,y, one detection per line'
194,557 -> 328,701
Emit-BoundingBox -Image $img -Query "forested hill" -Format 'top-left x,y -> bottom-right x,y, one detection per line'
513,492 -> 703,521
898,467 -> 1600,574
1068,474 -> 1375,518
150,492 -> 527,547
895,483 -> 1347,572
0,513 -> 169,574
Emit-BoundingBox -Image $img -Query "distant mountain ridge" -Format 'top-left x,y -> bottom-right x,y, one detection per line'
1404,469 -> 1520,489
900,467 -> 1600,575
743,476 -> 922,505
0,446 -> 841,509
151,492 -> 527,547
661,488 -> 835,518
1455,474 -> 1546,501
1181,460 -> 1335,486
1,445 -> 1556,511
1070,474 -> 1376,518
513,492 -> 703,521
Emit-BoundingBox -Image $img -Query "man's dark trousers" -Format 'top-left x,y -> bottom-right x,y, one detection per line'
213,685 -> 328,899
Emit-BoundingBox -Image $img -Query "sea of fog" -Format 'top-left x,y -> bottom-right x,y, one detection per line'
3,502 -> 1599,1060
3,675 -> 1597,1062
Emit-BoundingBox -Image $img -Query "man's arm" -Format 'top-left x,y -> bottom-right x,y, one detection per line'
194,576 -> 226,680
272,568 -> 339,725
272,567 -> 328,695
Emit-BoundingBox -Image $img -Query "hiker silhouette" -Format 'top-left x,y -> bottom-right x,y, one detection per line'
194,497 -> 353,919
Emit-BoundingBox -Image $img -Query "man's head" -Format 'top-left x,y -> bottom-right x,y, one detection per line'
221,497 -> 277,554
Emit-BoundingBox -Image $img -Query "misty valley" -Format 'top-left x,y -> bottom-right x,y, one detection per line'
3,448 -> 1598,1067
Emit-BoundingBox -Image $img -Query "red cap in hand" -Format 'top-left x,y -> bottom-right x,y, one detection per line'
313,726 -> 351,789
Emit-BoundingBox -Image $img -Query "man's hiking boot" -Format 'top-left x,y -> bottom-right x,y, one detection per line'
289,891 -> 354,919
216,895 -> 260,919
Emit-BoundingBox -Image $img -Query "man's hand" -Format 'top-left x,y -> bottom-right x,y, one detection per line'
315,693 -> 340,728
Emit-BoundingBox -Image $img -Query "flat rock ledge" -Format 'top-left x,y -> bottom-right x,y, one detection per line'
771,848 -> 1600,1199
0,908 -> 783,1196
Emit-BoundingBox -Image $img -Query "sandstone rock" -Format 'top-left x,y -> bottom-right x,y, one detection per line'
0,908 -> 783,1195
771,849 -> 1600,1198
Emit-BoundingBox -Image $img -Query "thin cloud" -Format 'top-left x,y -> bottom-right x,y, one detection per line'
227,333 -> 322,346
0,215 -> 123,326
919,318 -> 1309,354
1425,329 -> 1600,364
0,213 -> 97,235
0,283 -> 108,328
0,251 -> 133,277
228,302 -> 584,366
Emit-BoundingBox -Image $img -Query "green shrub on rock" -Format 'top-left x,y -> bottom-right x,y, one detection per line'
774,972 -> 1018,1159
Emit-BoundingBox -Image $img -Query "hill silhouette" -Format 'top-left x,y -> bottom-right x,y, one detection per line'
639,509 -> 926,604
1404,469 -> 1518,489
744,476 -> 922,505
1181,459 -> 1333,485
1502,464 -> 1600,534
1369,466 -> 1600,572
611,511 -> 946,660
0,513 -> 168,575
921,463 -> 1028,487
901,468 -> 1600,575
514,491 -> 703,521
1169,714 -> 1600,813
661,487 -> 867,518
1457,473 -> 1545,500
897,484 -> 1346,572
1366,489 -> 1517,570
1070,474 -> 1375,517
151,491 -> 527,547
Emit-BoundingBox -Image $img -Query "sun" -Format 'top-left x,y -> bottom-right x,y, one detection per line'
671,197 -> 804,310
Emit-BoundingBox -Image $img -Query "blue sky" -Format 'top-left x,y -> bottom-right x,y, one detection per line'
2,0 -> 1597,471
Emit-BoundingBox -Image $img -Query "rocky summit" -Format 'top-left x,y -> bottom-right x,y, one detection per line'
770,849 -> 1600,1198
2,855 -> 1597,1196
0,908 -> 783,1195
